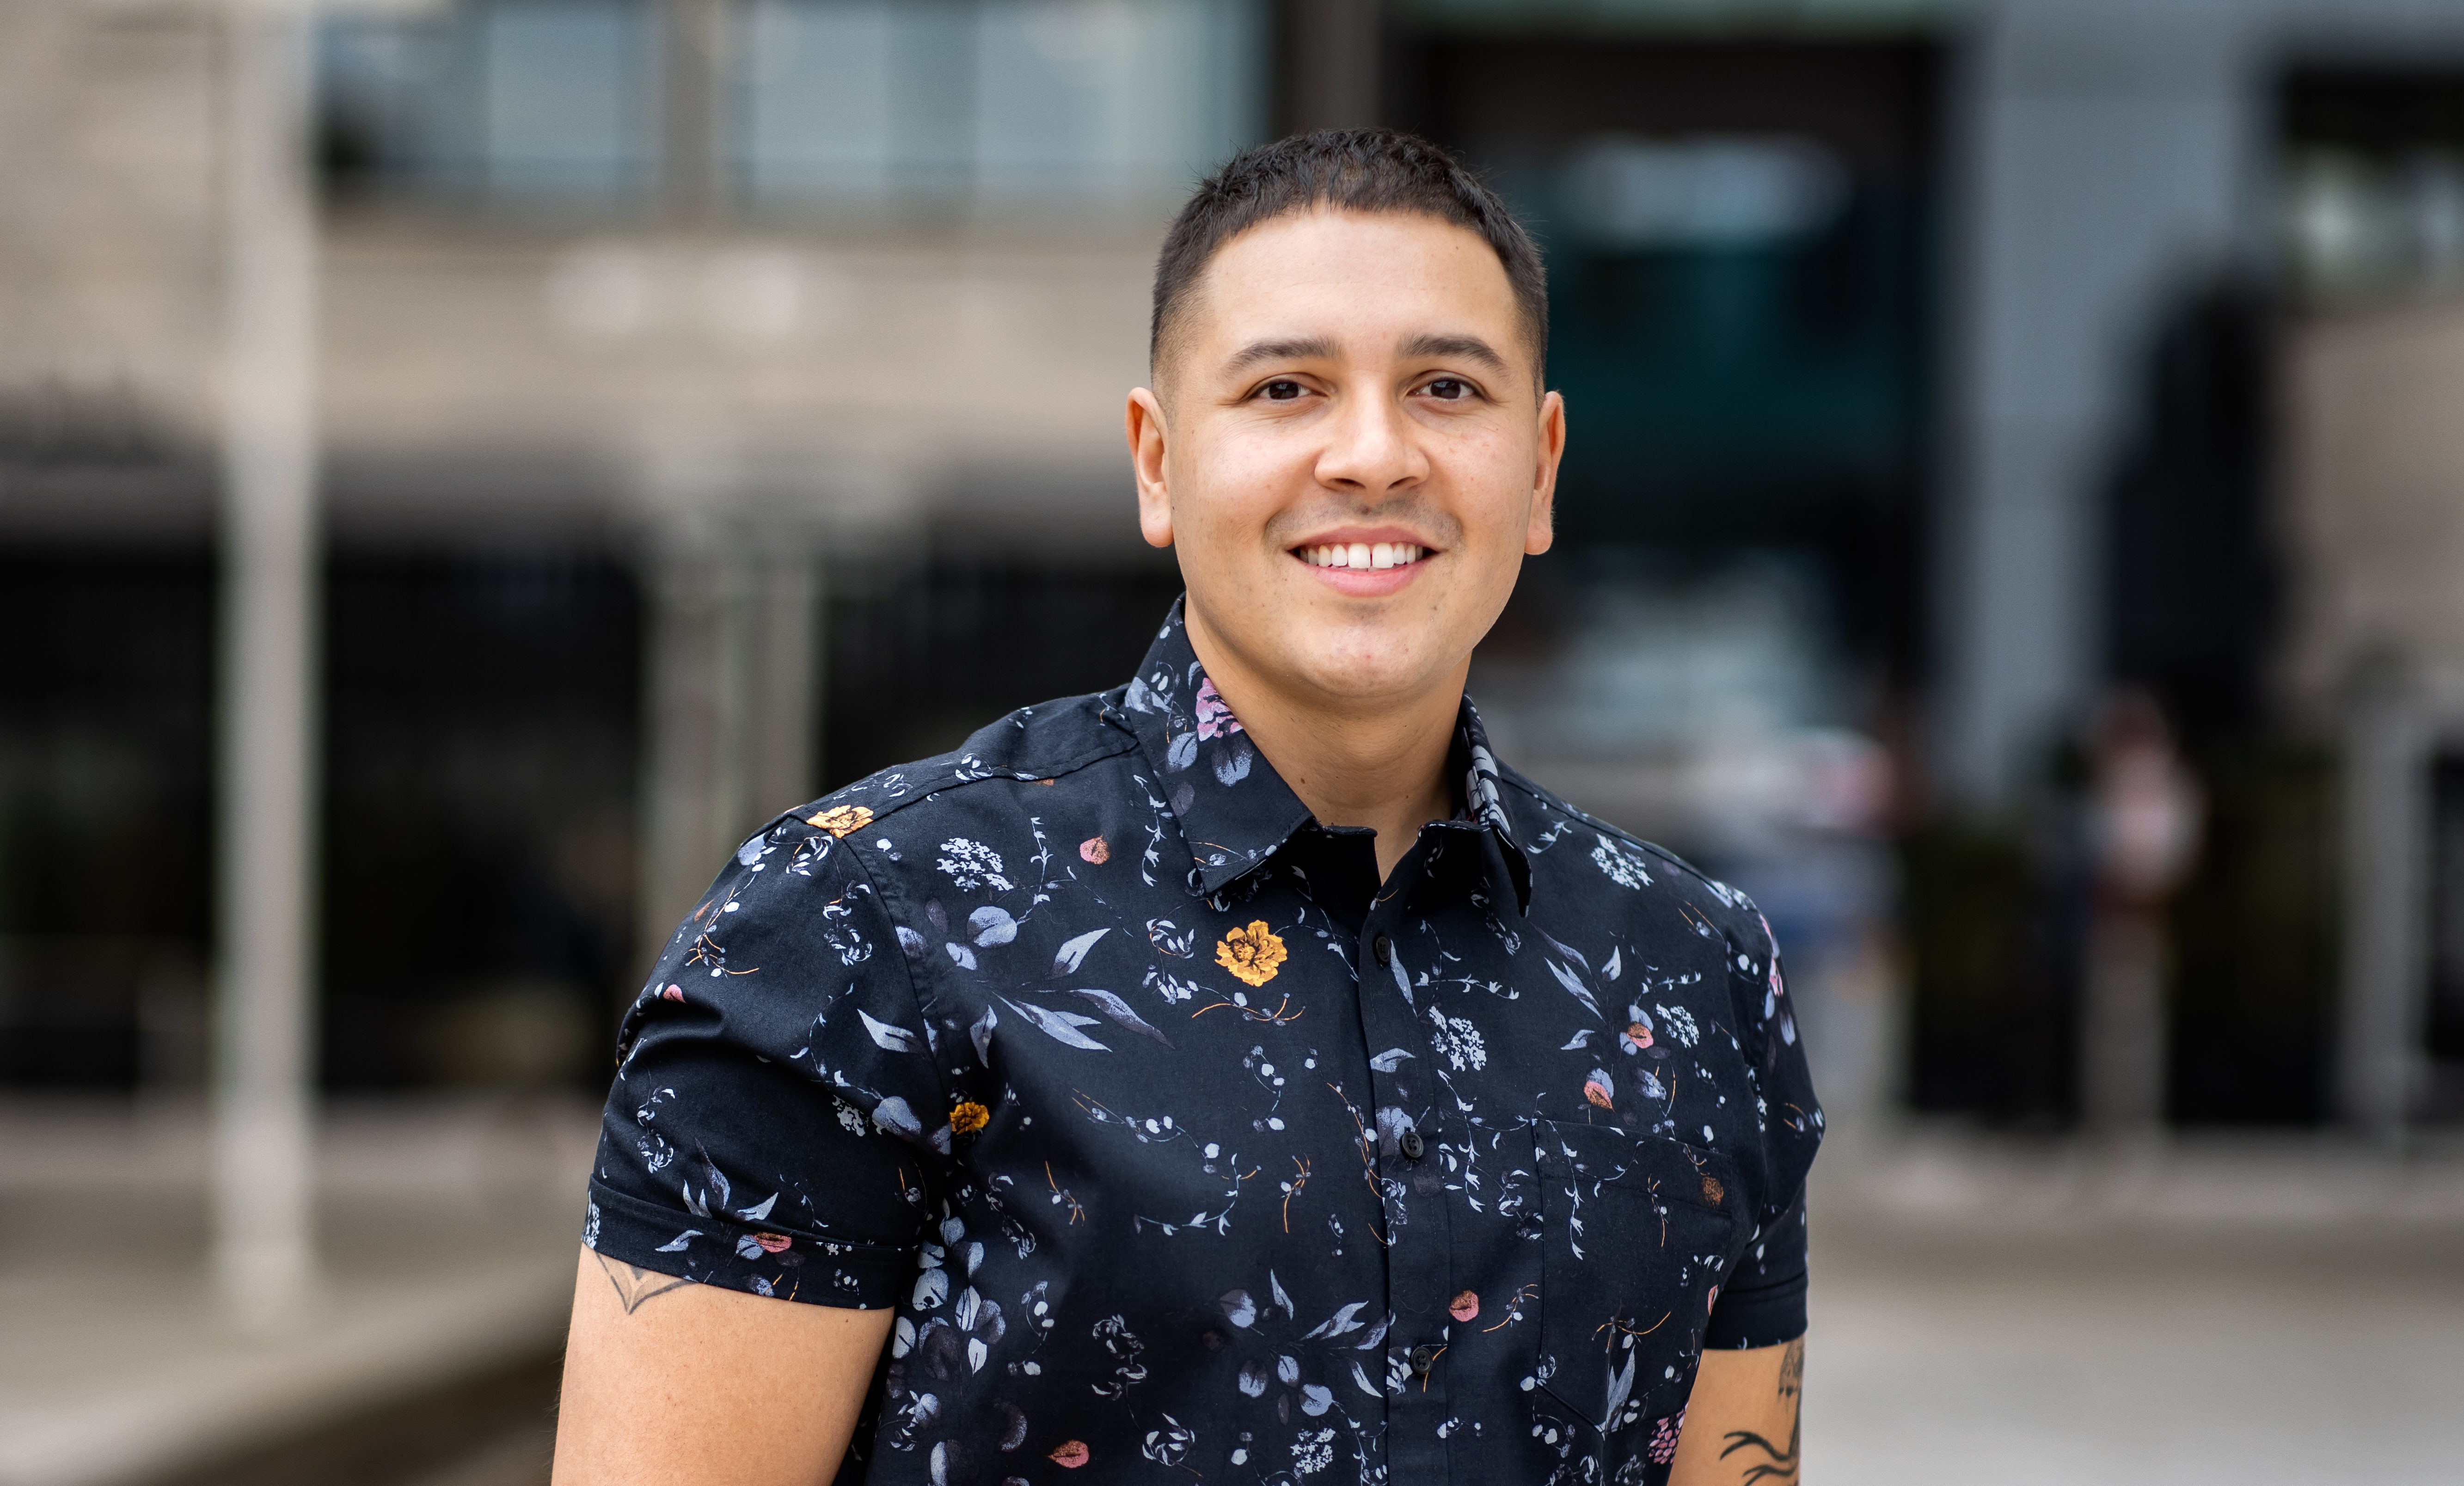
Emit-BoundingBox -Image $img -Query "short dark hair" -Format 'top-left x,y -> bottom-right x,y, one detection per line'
1150,129 -> 1548,386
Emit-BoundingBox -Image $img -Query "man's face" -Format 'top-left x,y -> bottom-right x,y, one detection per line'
1129,208 -> 1564,711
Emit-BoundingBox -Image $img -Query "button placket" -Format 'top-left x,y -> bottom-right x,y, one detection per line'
1355,870 -> 1454,1482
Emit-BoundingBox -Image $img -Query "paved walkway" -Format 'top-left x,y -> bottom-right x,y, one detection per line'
0,1097 -> 593,1486
1805,1127 -> 2464,1485
4,1100 -> 2460,1485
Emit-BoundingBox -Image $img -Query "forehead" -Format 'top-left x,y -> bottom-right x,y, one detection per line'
1177,208 -> 1526,369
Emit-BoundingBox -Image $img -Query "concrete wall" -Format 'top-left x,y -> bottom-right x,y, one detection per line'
0,0 -> 221,437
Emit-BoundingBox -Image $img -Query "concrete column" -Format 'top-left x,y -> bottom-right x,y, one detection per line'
1282,0 -> 1379,134
2337,660 -> 2431,1142
1936,0 -> 2258,809
637,533 -> 820,975
213,0 -> 320,1326
660,0 -> 726,223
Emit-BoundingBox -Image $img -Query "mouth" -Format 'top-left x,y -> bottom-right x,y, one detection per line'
1293,540 -> 1434,571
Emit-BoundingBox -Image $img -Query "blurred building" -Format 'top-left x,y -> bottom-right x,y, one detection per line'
7,0 -> 2464,1138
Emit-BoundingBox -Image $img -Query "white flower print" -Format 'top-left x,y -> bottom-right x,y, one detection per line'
1427,1008 -> 1488,1071
1292,1426 -> 1336,1475
936,837 -> 1013,892
1591,834 -> 1653,890
1655,1003 -> 1700,1048
1143,1414 -> 1195,1467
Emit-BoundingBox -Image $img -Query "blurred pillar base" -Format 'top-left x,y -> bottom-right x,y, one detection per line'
637,528 -> 820,978
215,1098 -> 320,1328
2337,657 -> 2432,1142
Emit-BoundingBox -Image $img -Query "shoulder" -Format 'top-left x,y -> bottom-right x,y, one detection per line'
758,688 -> 1142,887
1496,762 -> 1774,954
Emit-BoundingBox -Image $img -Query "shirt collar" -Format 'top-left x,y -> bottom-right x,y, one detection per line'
1106,599 -> 1533,912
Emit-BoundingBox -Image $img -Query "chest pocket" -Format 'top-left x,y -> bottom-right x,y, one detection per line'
1533,1121 -> 1740,1434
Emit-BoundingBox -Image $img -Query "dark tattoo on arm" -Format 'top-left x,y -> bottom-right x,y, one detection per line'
1718,1422 -> 1800,1486
595,1251 -> 694,1314
1719,1338 -> 1805,1484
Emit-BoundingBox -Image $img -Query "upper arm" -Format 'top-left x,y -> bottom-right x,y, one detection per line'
553,1247 -> 894,1486
1666,1336 -> 1802,1486
563,817 -> 944,1480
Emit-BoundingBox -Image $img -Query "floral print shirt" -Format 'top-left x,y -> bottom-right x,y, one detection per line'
586,601 -> 1823,1486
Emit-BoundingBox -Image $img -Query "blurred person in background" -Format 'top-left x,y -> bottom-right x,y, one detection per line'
553,130 -> 1820,1486
2080,688 -> 2202,1145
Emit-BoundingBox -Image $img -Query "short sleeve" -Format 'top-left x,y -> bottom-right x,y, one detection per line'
583,812 -> 953,1307
1706,907 -> 1822,1348
1704,1188 -> 1808,1349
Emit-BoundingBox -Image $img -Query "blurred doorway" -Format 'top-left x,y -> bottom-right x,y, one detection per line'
1393,30 -> 1940,1128
1396,34 -> 1937,691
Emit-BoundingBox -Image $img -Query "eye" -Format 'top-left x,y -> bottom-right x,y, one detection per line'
1423,377 -> 1474,401
1259,379 -> 1306,401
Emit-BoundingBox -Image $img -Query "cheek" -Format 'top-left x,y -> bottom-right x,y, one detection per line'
1441,426 -> 1538,533
1169,428 -> 1313,539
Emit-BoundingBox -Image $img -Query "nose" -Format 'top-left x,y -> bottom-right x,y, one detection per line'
1313,388 -> 1428,496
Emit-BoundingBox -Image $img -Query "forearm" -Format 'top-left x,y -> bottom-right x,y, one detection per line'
552,1247 -> 893,1486
1666,1336 -> 1802,1486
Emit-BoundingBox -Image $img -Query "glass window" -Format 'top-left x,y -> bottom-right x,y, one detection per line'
727,0 -> 1265,215
319,0 -> 1262,217
478,0 -> 660,201
321,0 -> 659,209
729,0 -> 975,207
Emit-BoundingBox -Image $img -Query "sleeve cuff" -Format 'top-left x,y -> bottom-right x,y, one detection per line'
583,1178 -> 917,1308
1702,1264 -> 1807,1350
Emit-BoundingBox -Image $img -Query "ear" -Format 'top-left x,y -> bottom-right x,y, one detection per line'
1525,388 -> 1566,556
1127,386 -> 1174,549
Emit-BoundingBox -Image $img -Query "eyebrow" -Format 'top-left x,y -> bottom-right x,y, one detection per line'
1220,332 -> 1516,381
1400,333 -> 1513,377
1221,336 -> 1338,376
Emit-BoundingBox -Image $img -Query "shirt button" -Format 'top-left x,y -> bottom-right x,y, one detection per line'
1398,1127 -> 1425,1161
1409,1344 -> 1438,1376
1372,934 -> 1393,967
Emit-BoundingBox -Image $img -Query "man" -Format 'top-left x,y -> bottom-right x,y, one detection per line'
556,130 -> 1820,1486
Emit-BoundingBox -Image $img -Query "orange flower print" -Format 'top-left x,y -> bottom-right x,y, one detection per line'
1050,1440 -> 1090,1468
1215,921 -> 1287,987
950,1100 -> 991,1136
1583,1068 -> 1615,1110
1079,835 -> 1110,865
1449,1290 -> 1480,1323
1700,1174 -> 1725,1209
807,804 -> 874,837
754,1233 -> 792,1253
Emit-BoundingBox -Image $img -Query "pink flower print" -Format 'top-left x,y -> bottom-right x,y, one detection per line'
1647,1407 -> 1686,1465
1195,678 -> 1243,740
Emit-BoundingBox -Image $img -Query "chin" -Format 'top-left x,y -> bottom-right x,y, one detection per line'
1288,627 -> 1442,702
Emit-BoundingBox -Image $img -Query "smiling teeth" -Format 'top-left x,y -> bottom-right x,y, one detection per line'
1302,542 -> 1428,570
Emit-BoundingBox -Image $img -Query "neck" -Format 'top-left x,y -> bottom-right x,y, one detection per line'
1183,608 -> 1461,883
